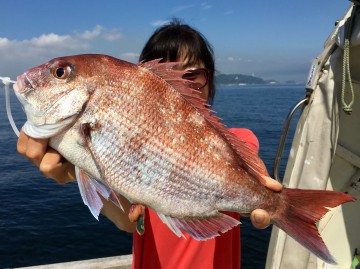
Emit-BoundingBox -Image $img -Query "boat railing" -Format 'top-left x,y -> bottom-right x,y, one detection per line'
273,96 -> 309,181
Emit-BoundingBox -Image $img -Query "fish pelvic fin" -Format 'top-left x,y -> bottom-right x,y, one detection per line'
273,188 -> 355,264
157,212 -> 240,240
75,166 -> 124,220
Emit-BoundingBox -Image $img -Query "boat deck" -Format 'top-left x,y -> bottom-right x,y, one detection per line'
12,255 -> 132,269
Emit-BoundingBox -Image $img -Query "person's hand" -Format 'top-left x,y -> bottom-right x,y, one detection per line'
17,130 -> 76,183
128,204 -> 145,223
250,176 -> 283,229
17,130 -> 139,232
128,204 -> 146,235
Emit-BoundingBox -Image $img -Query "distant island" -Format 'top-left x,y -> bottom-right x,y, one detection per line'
215,73 -> 300,86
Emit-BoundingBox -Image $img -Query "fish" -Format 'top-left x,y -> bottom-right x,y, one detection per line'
13,54 -> 354,264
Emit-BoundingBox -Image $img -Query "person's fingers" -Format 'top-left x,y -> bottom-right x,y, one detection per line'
17,130 -> 49,167
128,204 -> 145,235
250,176 -> 281,229
262,175 -> 283,192
26,137 -> 49,167
39,148 -> 76,183
17,130 -> 75,183
250,209 -> 272,229
128,204 -> 145,222
17,130 -> 30,156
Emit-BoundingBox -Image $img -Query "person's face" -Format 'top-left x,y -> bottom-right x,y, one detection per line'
173,55 -> 210,102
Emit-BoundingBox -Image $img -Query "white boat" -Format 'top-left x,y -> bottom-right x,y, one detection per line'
266,2 -> 360,268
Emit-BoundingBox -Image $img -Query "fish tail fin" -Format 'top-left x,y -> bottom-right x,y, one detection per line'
272,188 -> 355,264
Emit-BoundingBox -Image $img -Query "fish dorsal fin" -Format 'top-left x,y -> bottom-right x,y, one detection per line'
75,166 -> 124,220
139,59 -> 270,182
138,59 -> 203,100
157,212 -> 240,240
223,130 -> 270,180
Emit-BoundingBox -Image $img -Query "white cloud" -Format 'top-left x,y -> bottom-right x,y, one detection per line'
217,56 -> 253,64
201,2 -> 212,10
120,52 -> 140,62
77,25 -> 122,41
1,33 -> 89,57
216,55 -> 309,82
151,20 -> 170,27
0,25 -> 126,78
172,5 -> 194,13
79,25 -> 103,40
223,11 -> 234,15
30,33 -> 73,47
103,30 -> 123,41
0,37 -> 10,46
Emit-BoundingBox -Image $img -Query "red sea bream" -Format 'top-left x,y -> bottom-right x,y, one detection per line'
13,54 -> 355,264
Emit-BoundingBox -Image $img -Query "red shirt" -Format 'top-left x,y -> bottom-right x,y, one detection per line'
132,128 -> 259,269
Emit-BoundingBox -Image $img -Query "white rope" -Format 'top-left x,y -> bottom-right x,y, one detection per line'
1,76 -> 20,137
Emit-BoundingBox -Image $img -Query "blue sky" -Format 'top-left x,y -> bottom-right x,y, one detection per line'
0,0 -> 351,83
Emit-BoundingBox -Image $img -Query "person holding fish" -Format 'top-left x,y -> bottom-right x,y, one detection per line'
16,19 -> 281,269
16,19 -> 351,268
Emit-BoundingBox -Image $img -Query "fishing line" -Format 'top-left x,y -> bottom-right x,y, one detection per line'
0,76 -> 20,137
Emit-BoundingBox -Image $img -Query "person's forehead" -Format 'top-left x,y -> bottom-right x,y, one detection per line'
176,48 -> 205,68
176,58 -> 205,69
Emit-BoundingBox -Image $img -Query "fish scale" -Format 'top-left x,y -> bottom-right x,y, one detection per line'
91,90 -> 255,212
90,113 -> 224,213
89,91 -> 232,202
14,54 -> 355,263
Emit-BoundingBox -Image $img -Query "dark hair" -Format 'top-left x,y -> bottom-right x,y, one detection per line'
139,18 -> 216,104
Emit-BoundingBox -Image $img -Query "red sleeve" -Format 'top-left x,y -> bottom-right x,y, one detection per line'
228,128 -> 259,153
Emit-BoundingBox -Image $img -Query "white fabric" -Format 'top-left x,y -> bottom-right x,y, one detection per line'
266,4 -> 360,269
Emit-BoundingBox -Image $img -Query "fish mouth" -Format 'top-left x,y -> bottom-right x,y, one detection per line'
14,78 -> 78,139
14,72 -> 32,94
13,72 -> 83,139
13,73 -> 46,121
13,72 -> 36,107
13,83 -> 31,109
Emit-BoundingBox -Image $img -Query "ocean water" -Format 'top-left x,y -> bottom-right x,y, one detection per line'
0,84 -> 305,269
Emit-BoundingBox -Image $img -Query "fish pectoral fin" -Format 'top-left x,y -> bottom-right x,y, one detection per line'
75,166 -> 124,220
157,212 -> 240,240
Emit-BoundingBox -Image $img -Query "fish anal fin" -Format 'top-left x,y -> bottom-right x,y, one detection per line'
157,212 -> 240,240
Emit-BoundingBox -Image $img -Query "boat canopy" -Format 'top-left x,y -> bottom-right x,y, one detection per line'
267,2 -> 360,268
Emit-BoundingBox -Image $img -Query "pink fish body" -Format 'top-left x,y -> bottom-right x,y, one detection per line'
14,54 -> 354,264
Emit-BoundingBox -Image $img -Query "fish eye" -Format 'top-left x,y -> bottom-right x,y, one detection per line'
52,65 -> 71,79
